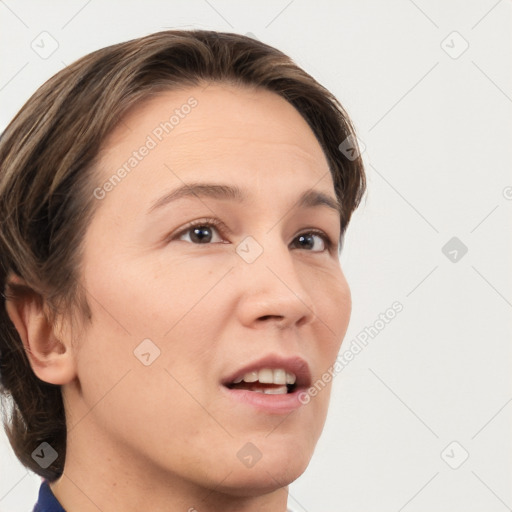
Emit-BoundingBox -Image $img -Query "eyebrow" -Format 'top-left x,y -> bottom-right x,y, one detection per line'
147,182 -> 342,215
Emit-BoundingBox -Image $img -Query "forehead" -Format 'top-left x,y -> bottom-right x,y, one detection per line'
100,83 -> 329,171
91,83 -> 334,220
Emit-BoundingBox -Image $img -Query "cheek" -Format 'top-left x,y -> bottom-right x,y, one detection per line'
77,251 -> 225,396
334,280 -> 352,347
82,249 -> 197,337
311,267 -> 352,353
300,268 -> 351,414
71,299 -> 213,443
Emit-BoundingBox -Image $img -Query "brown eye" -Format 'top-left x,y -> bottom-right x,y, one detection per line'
292,231 -> 332,252
181,225 -> 216,243
170,218 -> 227,245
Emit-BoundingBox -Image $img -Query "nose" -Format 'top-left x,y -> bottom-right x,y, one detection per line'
234,237 -> 317,330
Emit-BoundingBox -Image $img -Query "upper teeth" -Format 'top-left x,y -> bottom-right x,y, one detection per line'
233,368 -> 296,385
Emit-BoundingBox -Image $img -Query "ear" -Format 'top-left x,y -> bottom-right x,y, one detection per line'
4,274 -> 77,385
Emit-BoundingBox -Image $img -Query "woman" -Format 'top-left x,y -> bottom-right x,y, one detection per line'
0,29 -> 365,511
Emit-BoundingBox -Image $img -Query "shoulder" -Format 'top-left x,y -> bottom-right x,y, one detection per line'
33,479 -> 66,512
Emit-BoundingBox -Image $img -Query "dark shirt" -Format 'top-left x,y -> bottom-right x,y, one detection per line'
33,480 -> 66,512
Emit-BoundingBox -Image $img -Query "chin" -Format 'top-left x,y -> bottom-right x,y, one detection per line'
214,437 -> 314,497
219,455 -> 312,497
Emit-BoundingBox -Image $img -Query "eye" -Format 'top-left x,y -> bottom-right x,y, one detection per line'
291,230 -> 333,252
173,218 -> 226,244
169,218 -> 334,252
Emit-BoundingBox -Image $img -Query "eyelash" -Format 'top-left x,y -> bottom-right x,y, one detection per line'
169,217 -> 335,252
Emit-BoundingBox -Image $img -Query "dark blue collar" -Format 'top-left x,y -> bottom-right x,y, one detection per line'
33,480 -> 66,512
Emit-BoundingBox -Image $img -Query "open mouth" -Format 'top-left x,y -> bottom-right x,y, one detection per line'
221,356 -> 311,413
225,368 -> 297,395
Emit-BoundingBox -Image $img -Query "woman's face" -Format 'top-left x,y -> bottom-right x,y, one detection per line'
68,83 -> 352,495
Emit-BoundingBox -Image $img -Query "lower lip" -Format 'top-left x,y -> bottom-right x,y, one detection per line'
221,386 -> 305,414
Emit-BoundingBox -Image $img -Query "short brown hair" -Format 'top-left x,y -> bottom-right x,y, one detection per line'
0,29 -> 366,481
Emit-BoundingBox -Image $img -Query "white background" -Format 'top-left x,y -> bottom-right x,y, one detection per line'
1,1 -> 511,511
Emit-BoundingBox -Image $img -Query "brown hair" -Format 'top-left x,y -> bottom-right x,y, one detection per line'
0,29 -> 365,481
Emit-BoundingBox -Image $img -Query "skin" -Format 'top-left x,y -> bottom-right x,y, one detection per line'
6,83 -> 352,512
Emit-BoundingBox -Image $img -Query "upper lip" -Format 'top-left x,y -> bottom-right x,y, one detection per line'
221,354 -> 312,388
